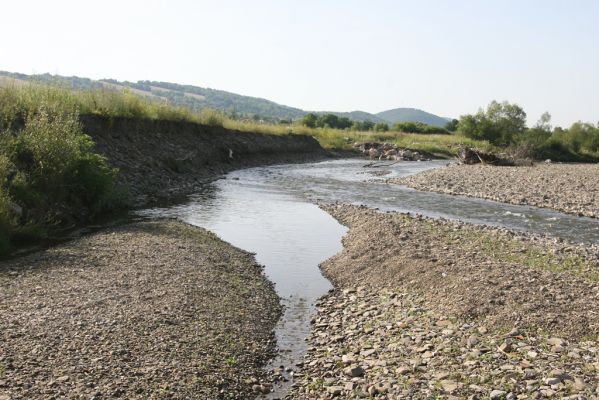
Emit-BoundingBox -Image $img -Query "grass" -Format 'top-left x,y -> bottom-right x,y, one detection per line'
0,81 -> 496,256
228,122 -> 495,157
1,82 -> 495,156
422,219 -> 598,281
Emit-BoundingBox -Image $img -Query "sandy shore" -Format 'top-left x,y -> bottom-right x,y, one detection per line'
0,220 -> 281,400
391,163 -> 599,218
288,205 -> 599,399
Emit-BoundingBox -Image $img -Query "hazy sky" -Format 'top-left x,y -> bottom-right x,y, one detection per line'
2,0 -> 598,126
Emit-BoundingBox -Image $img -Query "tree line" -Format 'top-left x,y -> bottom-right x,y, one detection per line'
301,113 -> 391,132
456,101 -> 599,161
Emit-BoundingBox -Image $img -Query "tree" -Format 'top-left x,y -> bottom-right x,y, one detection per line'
520,112 -> 552,147
301,113 -> 318,128
316,114 -> 339,129
373,122 -> 389,132
445,119 -> 459,132
458,101 -> 527,145
352,120 -> 374,131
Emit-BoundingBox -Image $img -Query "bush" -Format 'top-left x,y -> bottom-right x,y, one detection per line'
458,101 -> 527,145
392,121 -> 449,134
0,106 -> 119,255
373,122 -> 389,132
445,119 -> 459,132
0,189 -> 14,255
199,108 -> 224,126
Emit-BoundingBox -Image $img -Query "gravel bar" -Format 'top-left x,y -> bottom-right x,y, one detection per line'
391,163 -> 599,218
0,220 -> 281,399
287,205 -> 599,399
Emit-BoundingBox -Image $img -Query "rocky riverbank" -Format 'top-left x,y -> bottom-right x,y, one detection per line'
0,220 -> 281,400
391,163 -> 599,218
288,205 -> 599,399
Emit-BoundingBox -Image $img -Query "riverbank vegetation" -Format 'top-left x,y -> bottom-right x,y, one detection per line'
0,85 -> 126,255
458,101 -> 599,161
1,83 -> 597,255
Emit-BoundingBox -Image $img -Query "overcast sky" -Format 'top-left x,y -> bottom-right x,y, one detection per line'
2,0 -> 598,126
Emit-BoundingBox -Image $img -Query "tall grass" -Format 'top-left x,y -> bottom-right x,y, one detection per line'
0,82 -> 493,157
0,85 -> 133,256
0,84 -> 199,126
0,82 -> 503,256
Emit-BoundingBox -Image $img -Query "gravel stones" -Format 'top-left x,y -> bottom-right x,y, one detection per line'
391,163 -> 599,218
0,220 -> 281,399
287,288 -> 598,399
287,204 -> 598,399
320,204 -> 599,340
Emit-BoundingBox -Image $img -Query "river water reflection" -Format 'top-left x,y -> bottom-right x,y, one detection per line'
139,158 -> 598,397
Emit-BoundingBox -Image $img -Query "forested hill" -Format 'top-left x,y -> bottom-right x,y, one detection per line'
0,71 -> 305,120
0,71 -> 450,125
375,108 -> 450,127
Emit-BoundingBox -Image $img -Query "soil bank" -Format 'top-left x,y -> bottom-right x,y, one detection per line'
81,115 -> 329,207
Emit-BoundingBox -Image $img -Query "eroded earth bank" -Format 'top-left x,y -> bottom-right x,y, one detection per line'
0,221 -> 280,399
288,205 -> 599,399
392,163 -> 599,218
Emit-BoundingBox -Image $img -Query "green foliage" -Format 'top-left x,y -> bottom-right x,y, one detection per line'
0,71 -> 306,121
513,113 -> 599,161
301,113 -> 318,128
0,97 -> 120,256
373,122 -> 389,132
0,188 -> 13,255
351,120 -> 374,131
198,108 -> 225,126
300,113 -> 352,130
445,119 -> 459,132
558,122 -> 599,153
392,121 -> 449,134
376,107 -> 450,127
458,101 -> 527,145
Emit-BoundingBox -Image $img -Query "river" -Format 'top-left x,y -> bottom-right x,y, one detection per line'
138,158 -> 599,398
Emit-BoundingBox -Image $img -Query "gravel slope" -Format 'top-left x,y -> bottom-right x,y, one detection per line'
288,205 -> 599,399
391,163 -> 599,218
0,220 -> 281,400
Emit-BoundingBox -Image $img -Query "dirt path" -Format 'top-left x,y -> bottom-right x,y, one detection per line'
391,163 -> 599,218
288,205 -> 599,399
0,220 -> 280,400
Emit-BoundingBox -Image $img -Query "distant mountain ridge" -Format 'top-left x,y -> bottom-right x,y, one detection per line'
375,108 -> 450,127
0,71 -> 451,126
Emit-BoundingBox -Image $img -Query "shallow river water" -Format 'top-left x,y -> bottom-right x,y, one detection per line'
139,159 -> 599,398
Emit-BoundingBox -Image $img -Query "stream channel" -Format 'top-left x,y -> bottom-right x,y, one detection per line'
139,158 -> 599,398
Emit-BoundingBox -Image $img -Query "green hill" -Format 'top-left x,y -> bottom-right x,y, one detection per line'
0,71 -> 450,125
0,71 -> 304,121
376,108 -> 450,127
323,111 -> 388,124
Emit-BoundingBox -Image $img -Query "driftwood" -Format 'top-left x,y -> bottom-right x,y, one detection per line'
457,145 -> 514,166
363,161 -> 401,168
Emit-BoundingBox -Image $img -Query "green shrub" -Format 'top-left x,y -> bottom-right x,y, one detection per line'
0,104 -> 119,255
373,122 -> 389,132
458,101 -> 527,145
0,190 -> 13,255
392,121 -> 449,134
199,108 -> 224,126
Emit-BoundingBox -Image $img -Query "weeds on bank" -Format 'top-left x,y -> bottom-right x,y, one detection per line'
1,82 -> 494,156
420,219 -> 598,281
0,99 -> 125,256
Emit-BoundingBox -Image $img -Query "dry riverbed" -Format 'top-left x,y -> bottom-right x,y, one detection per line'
288,205 -> 599,399
0,220 -> 281,400
391,163 -> 599,218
